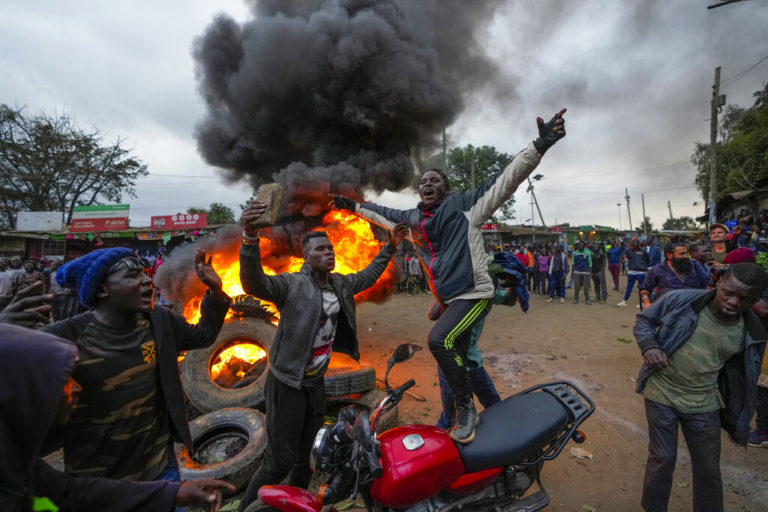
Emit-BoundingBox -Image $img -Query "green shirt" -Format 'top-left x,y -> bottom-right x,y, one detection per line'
644,306 -> 744,413
63,314 -> 171,480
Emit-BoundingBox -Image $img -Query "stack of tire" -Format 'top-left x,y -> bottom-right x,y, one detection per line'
177,316 -> 398,491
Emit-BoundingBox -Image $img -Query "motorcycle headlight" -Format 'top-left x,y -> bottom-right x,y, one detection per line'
310,426 -> 329,472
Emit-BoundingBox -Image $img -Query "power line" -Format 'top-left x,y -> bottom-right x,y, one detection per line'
721,54 -> 768,89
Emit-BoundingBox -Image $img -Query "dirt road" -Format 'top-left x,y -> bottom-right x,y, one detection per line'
355,278 -> 768,512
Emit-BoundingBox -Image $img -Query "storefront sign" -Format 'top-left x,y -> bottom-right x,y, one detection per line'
70,217 -> 129,232
151,213 -> 207,230
480,223 -> 499,232
72,204 -> 130,219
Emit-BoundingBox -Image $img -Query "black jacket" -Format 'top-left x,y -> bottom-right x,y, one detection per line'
633,289 -> 767,444
0,324 -> 181,512
240,241 -> 394,389
41,290 -> 230,452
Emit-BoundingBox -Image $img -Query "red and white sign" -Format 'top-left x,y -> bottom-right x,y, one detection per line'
481,223 -> 499,232
70,217 -> 129,232
551,226 -> 562,233
151,213 -> 207,230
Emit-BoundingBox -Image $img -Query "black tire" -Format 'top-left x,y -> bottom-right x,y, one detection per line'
326,389 -> 399,433
176,407 -> 267,492
181,317 -> 276,413
324,353 -> 376,397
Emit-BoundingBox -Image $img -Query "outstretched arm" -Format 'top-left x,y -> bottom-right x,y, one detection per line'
347,223 -> 409,294
238,200 -> 289,304
466,109 -> 566,224
330,194 -> 415,233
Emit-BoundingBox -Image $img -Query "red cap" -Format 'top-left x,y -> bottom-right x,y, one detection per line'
723,247 -> 756,264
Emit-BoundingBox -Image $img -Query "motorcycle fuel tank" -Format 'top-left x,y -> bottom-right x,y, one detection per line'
370,425 -> 465,508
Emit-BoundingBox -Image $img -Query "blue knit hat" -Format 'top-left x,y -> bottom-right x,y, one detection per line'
56,248 -> 135,307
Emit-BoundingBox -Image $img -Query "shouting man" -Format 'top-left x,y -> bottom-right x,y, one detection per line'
38,248 -> 231,482
633,263 -> 768,511
237,200 -> 408,511
331,109 -> 567,442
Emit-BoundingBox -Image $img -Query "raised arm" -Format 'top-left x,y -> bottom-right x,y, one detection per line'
346,223 -> 409,294
239,200 -> 290,304
465,109 -> 566,224
330,194 -> 414,232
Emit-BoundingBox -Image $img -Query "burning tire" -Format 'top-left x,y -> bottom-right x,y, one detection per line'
327,389 -> 399,433
175,407 -> 266,492
324,352 -> 377,397
181,317 -> 275,413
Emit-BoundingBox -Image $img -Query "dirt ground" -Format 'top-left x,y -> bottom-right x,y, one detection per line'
355,275 -> 768,512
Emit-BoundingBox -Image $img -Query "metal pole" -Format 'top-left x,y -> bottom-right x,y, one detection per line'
641,194 -> 647,239
625,188 -> 633,233
531,196 -> 536,243
708,67 -> 725,226
442,128 -> 447,169
617,203 -> 622,231
667,200 -> 673,221
527,177 -> 547,228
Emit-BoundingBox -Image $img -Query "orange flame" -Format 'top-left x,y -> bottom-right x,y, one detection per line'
183,210 -> 396,323
210,342 -> 268,381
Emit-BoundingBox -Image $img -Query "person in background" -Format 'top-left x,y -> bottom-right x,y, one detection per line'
570,241 -> 592,305
406,248 -> 424,294
639,243 -> 708,309
8,256 -> 24,277
748,285 -> 768,448
13,259 -> 46,295
647,240 -> 662,267
536,249 -> 550,295
633,263 -> 768,511
710,223 -> 736,266
0,257 -> 15,303
525,245 -> 535,291
607,241 -> 624,291
689,243 -> 711,270
591,244 -> 608,304
547,245 -> 569,304
618,238 -> 650,307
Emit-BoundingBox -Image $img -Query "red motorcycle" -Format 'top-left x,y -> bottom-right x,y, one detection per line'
253,343 -> 594,512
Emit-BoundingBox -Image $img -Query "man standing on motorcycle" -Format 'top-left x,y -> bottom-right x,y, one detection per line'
331,109 -> 566,443
237,202 -> 408,511
633,263 -> 768,512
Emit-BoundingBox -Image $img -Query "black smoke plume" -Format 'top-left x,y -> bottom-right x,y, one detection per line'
192,0 -> 504,246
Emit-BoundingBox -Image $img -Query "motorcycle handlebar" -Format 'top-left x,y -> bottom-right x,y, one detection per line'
392,379 -> 415,398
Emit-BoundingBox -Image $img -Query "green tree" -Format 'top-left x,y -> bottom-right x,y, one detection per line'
0,104 -> 148,229
662,216 -> 700,231
636,216 -> 653,235
693,84 -> 768,203
444,144 -> 515,222
186,202 -> 235,224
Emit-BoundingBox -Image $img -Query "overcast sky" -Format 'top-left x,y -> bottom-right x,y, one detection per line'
2,0 -> 767,231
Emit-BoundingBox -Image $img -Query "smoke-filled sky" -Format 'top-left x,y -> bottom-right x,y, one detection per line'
1,0 -> 767,232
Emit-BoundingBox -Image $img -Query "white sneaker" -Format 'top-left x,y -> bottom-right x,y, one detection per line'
546,297 -> 554,303
617,300 -> 627,307
559,297 -> 565,304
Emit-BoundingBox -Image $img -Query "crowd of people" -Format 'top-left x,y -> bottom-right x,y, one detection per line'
0,107 -> 766,512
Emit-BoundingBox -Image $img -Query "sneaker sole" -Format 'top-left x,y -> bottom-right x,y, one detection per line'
747,441 -> 768,447
450,428 -> 476,444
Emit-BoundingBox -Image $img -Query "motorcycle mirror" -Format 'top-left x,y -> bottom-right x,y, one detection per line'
384,343 -> 420,391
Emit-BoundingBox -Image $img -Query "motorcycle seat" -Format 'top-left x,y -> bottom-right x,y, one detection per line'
456,392 -> 568,473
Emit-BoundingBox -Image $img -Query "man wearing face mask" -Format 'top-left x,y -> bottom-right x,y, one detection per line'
639,243 -> 708,309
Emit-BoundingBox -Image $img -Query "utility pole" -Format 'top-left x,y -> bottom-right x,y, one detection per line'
470,156 -> 476,189
641,194 -> 647,239
442,128 -> 448,169
625,188 -> 634,233
531,196 -> 535,243
667,200 -> 673,221
708,66 -> 726,226
527,177 -> 547,228
617,203 -> 622,231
